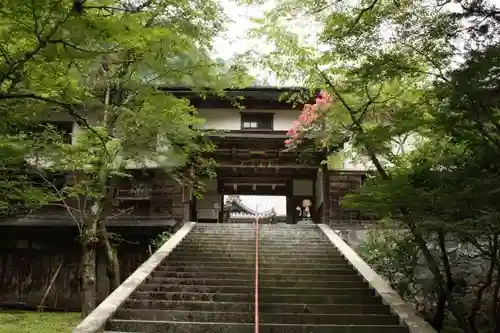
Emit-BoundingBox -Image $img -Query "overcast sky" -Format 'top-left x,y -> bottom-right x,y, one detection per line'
213,0 -> 500,85
212,0 -> 266,61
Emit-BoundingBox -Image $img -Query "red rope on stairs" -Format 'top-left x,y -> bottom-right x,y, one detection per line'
254,215 -> 259,333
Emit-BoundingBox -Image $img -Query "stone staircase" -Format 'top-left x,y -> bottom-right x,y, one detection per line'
100,222 -> 409,333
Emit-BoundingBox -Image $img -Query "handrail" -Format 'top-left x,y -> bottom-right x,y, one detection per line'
254,215 -> 260,333
73,222 -> 196,333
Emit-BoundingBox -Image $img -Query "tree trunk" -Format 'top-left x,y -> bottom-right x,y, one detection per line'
491,272 -> 500,331
321,73 -> 472,332
468,235 -> 497,333
365,143 -> 471,331
494,293 -> 500,333
98,220 -> 120,292
361,135 -> 470,331
80,221 -> 97,318
431,291 -> 446,331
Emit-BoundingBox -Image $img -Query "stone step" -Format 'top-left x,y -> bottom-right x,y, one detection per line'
162,260 -> 350,267
177,240 -> 336,251
188,232 -> 325,236
150,271 -> 363,282
193,225 -> 318,228
195,223 -> 319,228
203,232 -> 325,235
122,300 -> 391,314
181,237 -> 331,243
114,309 -> 400,325
177,244 -> 335,251
194,227 -> 322,232
107,319 -> 409,333
115,308 -> 252,323
170,248 -> 342,256
192,227 -> 321,231
158,262 -> 355,271
167,253 -> 347,262
182,239 -> 329,244
167,250 -> 344,258
156,265 -> 356,275
122,300 -> 255,312
144,277 -> 368,289
131,291 -> 382,304
106,320 -> 254,333
185,233 -> 326,237
137,284 -> 374,296
191,232 -> 324,235
175,243 -> 338,250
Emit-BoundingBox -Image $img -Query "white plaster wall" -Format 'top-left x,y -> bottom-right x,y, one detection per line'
197,108 -> 299,131
342,134 -> 420,171
32,114 -> 185,170
293,180 -> 313,196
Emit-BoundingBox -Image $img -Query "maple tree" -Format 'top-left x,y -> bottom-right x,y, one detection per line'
250,0 -> 500,331
0,0 -> 250,317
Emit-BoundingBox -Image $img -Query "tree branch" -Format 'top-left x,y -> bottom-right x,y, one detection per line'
348,0 -> 379,34
0,9 -> 73,84
0,92 -> 111,157
316,65 -> 390,179
37,171 -> 83,233
48,39 -> 118,54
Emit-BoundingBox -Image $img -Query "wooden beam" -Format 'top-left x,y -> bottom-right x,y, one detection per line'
213,154 -> 324,166
221,185 -> 288,196
217,164 -> 320,169
216,167 -> 317,178
191,99 -> 301,109
219,176 -> 304,183
209,131 -> 289,139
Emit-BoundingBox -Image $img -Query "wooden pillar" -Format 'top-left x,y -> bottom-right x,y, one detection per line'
191,196 -> 197,222
286,179 -> 294,224
312,171 -> 317,222
218,193 -> 224,223
182,185 -> 192,222
322,164 -> 330,225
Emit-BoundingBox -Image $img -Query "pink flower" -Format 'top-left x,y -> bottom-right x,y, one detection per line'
285,91 -> 334,149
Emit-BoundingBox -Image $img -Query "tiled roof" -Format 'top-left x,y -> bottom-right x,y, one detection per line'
225,195 -> 287,216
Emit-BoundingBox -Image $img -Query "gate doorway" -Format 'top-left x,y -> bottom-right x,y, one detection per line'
191,133 -> 328,224
192,173 -> 325,224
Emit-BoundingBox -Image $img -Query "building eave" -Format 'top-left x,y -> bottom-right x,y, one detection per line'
158,86 -> 320,109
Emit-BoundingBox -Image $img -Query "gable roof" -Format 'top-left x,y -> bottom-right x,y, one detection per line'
223,195 -> 286,218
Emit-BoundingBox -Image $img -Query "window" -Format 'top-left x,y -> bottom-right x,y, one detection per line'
240,113 -> 273,130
